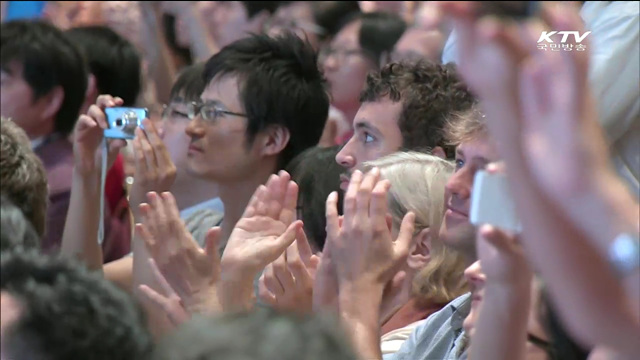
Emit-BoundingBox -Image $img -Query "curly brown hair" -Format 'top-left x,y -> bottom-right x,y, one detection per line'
0,117 -> 48,237
359,60 -> 475,158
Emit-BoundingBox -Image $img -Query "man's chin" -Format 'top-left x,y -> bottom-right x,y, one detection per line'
439,222 -> 477,257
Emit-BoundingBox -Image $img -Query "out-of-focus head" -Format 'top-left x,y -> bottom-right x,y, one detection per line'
440,106 -> 498,262
0,250 -> 153,360
64,25 -> 142,112
153,308 -> 357,360
266,1 -> 361,50
321,12 -> 406,121
0,195 -> 40,253
0,117 -> 48,238
363,151 -> 468,304
336,61 -> 475,189
384,27 -> 445,65
185,32 -> 329,183
207,1 -> 281,48
0,20 -> 88,138
286,145 -> 345,252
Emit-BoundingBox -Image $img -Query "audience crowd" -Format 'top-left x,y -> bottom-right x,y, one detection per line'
0,1 -> 638,360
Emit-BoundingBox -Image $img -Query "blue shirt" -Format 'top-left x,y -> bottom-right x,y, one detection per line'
383,293 -> 471,360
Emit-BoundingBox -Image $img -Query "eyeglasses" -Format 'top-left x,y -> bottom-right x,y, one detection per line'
186,101 -> 247,123
160,104 -> 190,121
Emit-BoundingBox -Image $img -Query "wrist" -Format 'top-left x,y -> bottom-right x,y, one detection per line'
72,167 -> 101,186
339,281 -> 384,313
184,285 -> 221,315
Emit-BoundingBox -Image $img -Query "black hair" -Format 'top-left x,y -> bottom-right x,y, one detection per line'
203,32 -> 329,169
170,62 -> 206,103
0,20 -> 88,136
154,308 -> 357,360
65,25 -> 142,107
276,1 -> 362,42
0,250 -> 154,360
312,1 -> 362,41
0,195 -> 40,253
336,11 -> 407,67
285,146 -> 344,251
241,1 -> 283,18
540,288 -> 591,360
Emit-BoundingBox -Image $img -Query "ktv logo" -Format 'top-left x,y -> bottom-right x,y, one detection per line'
537,31 -> 592,44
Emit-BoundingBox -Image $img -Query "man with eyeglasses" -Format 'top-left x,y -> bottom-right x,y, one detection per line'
182,32 -> 329,246
61,63 -> 223,293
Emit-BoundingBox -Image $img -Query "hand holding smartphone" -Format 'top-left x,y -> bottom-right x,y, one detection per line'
470,170 -> 522,233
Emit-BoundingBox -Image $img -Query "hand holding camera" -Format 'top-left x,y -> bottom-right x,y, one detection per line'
73,95 -> 128,177
128,117 -> 177,220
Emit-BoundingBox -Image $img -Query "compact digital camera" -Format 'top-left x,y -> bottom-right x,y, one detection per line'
104,107 -> 148,140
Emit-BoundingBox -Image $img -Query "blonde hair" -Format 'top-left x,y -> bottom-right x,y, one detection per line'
443,105 -> 488,146
363,151 -> 468,305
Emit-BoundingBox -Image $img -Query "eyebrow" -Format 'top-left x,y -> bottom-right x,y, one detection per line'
456,149 -> 490,167
354,121 -> 381,135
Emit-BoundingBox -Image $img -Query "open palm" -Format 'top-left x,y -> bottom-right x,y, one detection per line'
222,171 -> 301,275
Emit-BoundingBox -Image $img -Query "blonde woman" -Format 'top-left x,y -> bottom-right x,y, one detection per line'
360,151 -> 469,354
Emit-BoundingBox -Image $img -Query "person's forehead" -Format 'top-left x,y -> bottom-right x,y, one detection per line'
355,100 -> 403,131
277,1 -> 312,18
201,75 -> 242,108
333,20 -> 360,45
457,135 -> 499,161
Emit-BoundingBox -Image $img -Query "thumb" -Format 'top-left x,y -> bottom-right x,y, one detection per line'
295,225 -> 313,266
275,221 -> 302,258
204,227 -> 222,263
309,254 -> 321,269
394,212 -> 416,258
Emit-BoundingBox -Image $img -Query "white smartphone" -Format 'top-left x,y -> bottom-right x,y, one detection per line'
470,170 -> 522,233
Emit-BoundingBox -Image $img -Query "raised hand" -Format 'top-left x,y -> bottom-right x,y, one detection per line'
259,226 -> 319,314
73,95 -> 127,176
219,171 -> 302,311
137,191 -> 222,314
130,119 -> 177,219
221,171 -> 300,274
330,168 -> 416,288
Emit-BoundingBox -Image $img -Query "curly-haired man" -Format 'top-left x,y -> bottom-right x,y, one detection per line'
335,60 -> 475,190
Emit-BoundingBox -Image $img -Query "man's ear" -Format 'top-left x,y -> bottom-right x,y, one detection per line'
40,86 -> 64,123
432,146 -> 446,159
259,125 -> 291,157
407,227 -> 432,271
